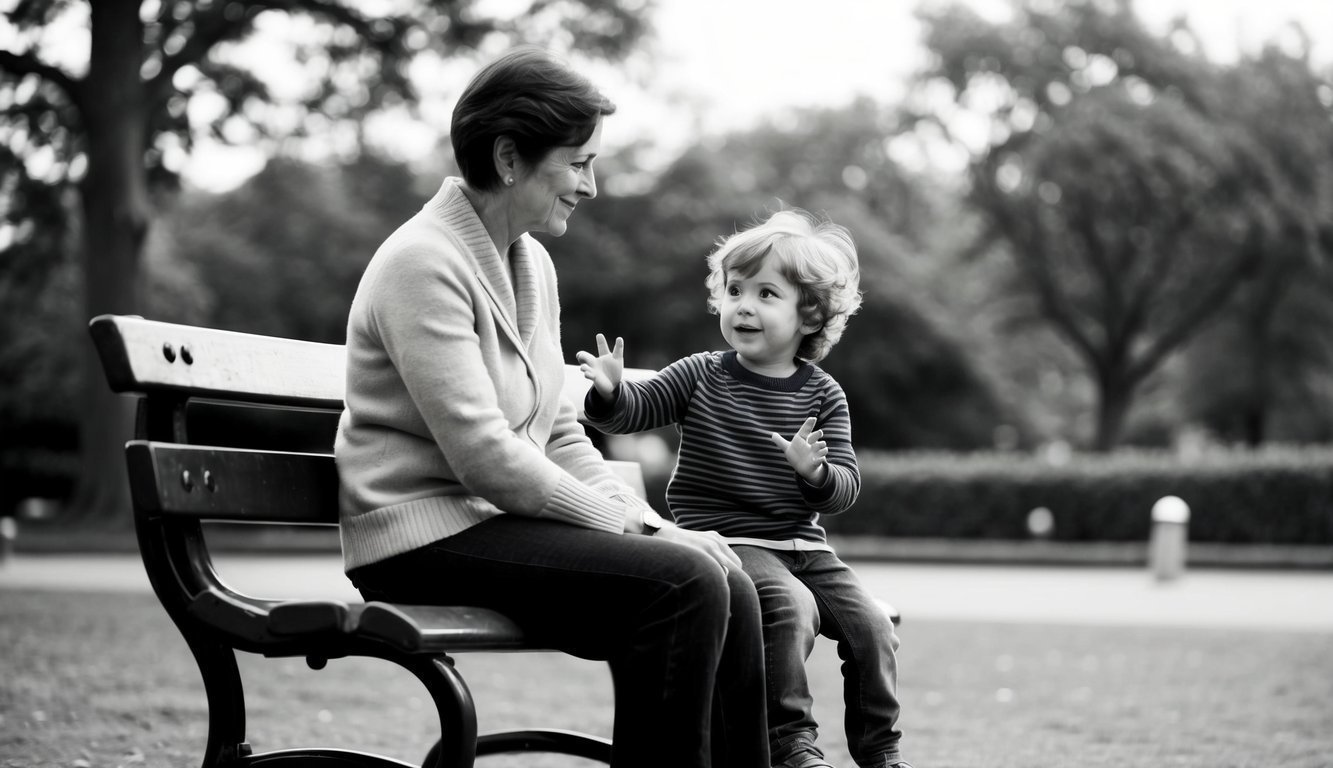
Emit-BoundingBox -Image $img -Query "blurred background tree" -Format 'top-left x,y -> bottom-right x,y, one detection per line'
1171,48 -> 1333,445
0,0 -> 655,523
910,0 -> 1333,450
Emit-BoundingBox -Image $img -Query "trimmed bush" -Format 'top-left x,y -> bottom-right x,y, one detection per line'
823,448 -> 1333,544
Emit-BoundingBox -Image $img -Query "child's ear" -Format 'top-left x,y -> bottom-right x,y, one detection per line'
800,316 -> 824,336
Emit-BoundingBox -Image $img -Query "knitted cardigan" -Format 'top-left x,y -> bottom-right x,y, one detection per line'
336,177 -> 632,571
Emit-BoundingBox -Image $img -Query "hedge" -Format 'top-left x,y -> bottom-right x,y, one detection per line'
820,448 -> 1333,545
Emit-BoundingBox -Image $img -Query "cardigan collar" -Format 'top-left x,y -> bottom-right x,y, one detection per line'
429,177 -> 540,345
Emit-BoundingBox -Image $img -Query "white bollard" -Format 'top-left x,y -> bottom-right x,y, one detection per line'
1026,507 -> 1055,540
1148,495 -> 1190,582
0,516 -> 16,566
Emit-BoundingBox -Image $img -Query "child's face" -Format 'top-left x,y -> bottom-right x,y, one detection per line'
719,255 -> 818,375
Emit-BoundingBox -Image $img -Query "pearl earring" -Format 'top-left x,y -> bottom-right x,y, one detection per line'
505,176 -> 514,186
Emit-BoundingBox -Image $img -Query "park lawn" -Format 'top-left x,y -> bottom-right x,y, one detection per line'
1,589 -> 1330,768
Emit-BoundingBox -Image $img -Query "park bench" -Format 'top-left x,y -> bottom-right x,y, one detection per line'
88,313 -> 654,768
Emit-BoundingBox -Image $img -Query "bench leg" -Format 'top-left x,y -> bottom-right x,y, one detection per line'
189,640 -> 250,768
398,656 -> 477,768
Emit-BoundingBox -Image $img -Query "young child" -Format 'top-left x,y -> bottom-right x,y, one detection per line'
577,209 -> 911,768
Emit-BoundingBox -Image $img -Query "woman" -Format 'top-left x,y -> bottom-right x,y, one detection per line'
334,47 -> 768,768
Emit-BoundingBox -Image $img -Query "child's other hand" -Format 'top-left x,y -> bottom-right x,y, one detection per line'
575,333 -> 625,399
770,417 -> 828,485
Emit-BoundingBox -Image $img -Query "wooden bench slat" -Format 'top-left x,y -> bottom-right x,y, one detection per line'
90,314 -> 345,408
127,441 -> 338,524
356,602 -> 530,654
267,600 -> 359,636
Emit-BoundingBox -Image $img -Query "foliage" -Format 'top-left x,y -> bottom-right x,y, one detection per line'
1170,49 -> 1333,444
155,153 -> 426,343
911,0 -> 1333,450
827,446 -> 1333,544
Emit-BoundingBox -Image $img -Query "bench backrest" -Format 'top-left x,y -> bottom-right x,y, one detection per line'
90,314 -> 651,527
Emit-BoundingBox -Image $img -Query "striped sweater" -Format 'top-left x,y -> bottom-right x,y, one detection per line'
584,350 -> 860,543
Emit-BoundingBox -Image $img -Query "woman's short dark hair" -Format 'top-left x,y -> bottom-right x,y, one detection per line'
451,47 -> 616,191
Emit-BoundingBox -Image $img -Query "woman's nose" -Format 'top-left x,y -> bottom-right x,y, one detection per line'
579,167 -> 597,199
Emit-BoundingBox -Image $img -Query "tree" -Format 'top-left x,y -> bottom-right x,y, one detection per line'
1175,47 -> 1333,445
0,0 -> 653,523
912,0 -> 1325,450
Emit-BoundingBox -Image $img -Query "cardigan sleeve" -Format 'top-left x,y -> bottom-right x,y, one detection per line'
368,239 -> 624,533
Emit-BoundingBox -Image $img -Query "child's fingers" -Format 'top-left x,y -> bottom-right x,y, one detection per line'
795,417 -> 817,439
769,432 -> 789,451
595,332 -> 611,356
612,336 -> 624,360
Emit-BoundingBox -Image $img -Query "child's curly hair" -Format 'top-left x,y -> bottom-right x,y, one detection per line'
705,208 -> 862,363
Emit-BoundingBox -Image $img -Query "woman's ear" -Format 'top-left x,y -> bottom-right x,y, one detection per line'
493,136 -> 518,183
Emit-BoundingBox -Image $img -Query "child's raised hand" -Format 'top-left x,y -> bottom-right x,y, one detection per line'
770,417 -> 828,485
575,333 -> 625,399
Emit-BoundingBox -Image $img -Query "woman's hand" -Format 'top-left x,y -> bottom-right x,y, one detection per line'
656,523 -> 742,572
575,333 -> 624,400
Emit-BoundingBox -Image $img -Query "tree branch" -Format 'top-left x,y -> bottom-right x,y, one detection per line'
0,50 -> 81,109
992,194 -> 1102,368
146,0 -> 410,108
1126,233 -> 1255,384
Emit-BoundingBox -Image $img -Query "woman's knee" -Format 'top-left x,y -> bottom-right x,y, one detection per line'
655,548 -> 731,618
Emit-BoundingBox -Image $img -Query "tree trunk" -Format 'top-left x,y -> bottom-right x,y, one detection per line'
1241,320 -> 1270,447
1091,371 -> 1134,452
66,1 -> 149,526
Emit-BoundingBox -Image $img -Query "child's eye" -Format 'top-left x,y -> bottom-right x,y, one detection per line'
727,285 -> 741,296
760,288 -> 776,299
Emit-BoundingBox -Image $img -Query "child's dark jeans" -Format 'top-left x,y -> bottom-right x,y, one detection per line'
735,546 -> 904,768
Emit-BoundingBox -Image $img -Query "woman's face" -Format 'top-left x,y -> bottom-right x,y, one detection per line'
512,118 -> 603,238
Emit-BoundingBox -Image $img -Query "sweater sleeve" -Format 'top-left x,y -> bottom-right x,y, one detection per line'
796,381 -> 861,516
370,242 -> 623,533
583,353 -> 704,433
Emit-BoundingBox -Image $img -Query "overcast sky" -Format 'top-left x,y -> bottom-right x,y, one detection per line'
182,0 -> 1333,192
